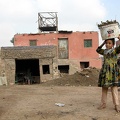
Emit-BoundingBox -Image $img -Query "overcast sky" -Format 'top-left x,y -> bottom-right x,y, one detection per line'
0,0 -> 120,47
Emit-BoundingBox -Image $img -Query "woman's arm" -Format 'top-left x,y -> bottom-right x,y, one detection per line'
98,41 -> 105,48
115,45 -> 120,54
115,35 -> 120,53
96,41 -> 105,55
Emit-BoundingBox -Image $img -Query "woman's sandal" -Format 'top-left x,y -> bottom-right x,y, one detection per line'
97,103 -> 106,110
115,105 -> 120,113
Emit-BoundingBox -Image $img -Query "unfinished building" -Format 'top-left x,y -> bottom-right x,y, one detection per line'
0,46 -> 58,85
14,31 -> 102,73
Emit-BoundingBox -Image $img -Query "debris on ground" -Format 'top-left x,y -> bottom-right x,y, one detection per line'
55,103 -> 65,107
40,67 -> 100,87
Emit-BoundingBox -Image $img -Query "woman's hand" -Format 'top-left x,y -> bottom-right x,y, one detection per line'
99,40 -> 105,48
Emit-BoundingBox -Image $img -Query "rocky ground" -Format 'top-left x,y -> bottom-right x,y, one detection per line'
0,67 -> 120,120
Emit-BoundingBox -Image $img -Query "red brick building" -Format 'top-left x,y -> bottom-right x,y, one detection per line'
14,31 -> 102,74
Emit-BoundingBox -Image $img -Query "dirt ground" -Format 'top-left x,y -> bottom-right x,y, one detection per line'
0,68 -> 120,120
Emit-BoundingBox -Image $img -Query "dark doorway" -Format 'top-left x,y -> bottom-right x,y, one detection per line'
58,65 -> 69,73
80,62 -> 89,69
15,59 -> 40,84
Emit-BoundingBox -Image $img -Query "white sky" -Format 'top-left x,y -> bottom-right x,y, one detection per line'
0,0 -> 120,47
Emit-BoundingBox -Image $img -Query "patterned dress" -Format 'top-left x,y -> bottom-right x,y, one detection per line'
96,46 -> 120,87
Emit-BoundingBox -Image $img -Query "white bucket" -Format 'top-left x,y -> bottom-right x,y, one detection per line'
98,23 -> 120,40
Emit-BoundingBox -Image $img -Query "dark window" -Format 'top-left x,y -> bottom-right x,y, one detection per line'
84,39 -> 92,47
58,65 -> 69,73
80,62 -> 89,69
42,65 -> 50,74
29,40 -> 37,46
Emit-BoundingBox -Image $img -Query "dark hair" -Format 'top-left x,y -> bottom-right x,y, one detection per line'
105,38 -> 115,45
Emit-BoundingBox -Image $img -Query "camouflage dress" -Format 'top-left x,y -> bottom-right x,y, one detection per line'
96,46 -> 120,87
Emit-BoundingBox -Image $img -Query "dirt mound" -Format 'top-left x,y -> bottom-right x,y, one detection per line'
40,67 -> 100,86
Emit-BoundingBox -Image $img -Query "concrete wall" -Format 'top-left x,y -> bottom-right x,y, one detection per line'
0,46 -> 58,85
0,48 -> 7,85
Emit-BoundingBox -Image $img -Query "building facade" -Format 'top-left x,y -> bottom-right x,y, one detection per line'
14,31 -> 102,74
0,31 -> 102,85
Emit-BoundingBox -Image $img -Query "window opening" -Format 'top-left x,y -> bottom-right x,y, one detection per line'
80,62 -> 89,69
29,40 -> 37,46
42,65 -> 50,74
84,39 -> 92,47
58,65 -> 69,73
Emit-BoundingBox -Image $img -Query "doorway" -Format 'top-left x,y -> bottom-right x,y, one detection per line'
15,59 -> 40,84
58,38 -> 68,59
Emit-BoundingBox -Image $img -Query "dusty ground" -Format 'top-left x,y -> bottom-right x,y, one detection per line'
0,68 -> 120,120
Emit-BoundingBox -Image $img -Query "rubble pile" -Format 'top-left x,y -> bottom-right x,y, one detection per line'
40,67 -> 100,87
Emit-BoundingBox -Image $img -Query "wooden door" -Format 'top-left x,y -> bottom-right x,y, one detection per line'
58,38 -> 68,59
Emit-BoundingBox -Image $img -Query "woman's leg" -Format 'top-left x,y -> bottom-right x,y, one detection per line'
98,87 -> 108,109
